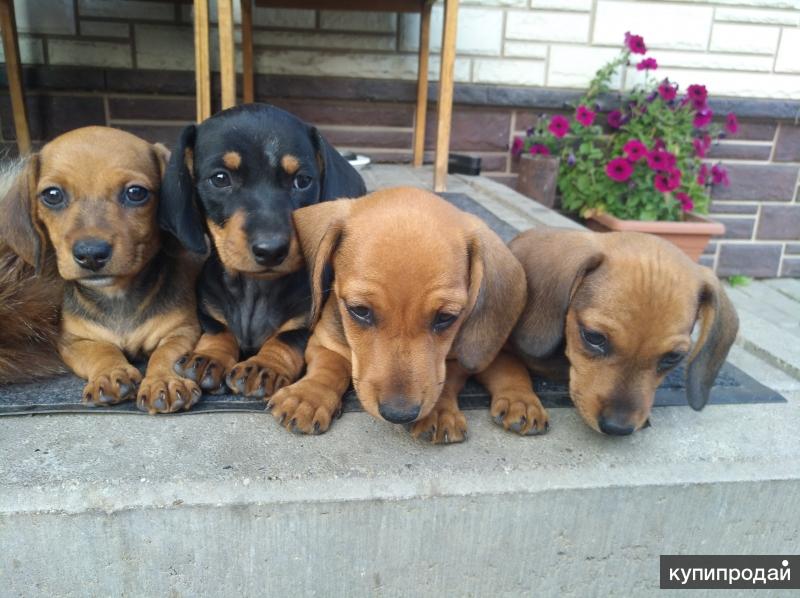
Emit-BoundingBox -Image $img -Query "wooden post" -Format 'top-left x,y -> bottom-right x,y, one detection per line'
0,0 -> 30,154
218,0 -> 236,109
412,1 -> 431,168
433,0 -> 458,192
241,0 -> 255,103
193,0 -> 211,121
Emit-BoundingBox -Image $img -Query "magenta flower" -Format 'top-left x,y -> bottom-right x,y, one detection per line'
687,84 -> 708,104
606,157 -> 634,182
623,139 -> 648,162
529,144 -> 550,156
653,138 -> 666,151
624,32 -> 647,55
693,135 -> 711,158
658,81 -> 677,101
726,112 -> 739,134
607,110 -> 623,129
548,115 -> 570,138
654,169 -> 681,193
676,192 -> 694,212
511,137 -> 524,157
697,164 -> 709,185
711,164 -> 730,186
647,150 -> 676,171
575,105 -> 596,127
690,97 -> 707,110
694,108 -> 713,128
636,58 -> 658,71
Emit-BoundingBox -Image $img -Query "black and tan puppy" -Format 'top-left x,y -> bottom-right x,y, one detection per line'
161,103 -> 366,399
507,229 -> 739,435
265,187 -> 548,443
0,126 -> 201,413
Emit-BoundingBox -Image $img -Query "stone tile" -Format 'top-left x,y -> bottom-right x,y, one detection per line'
774,124 -> 800,162
135,25 -> 193,70
530,0 -> 591,9
653,50 -> 773,72
710,23 -> 780,54
735,122 -> 777,141
717,243 -> 782,278
593,1 -> 712,50
115,123 -> 186,146
503,42 -> 548,59
400,7 -> 503,56
782,257 -> 800,277
320,11 -> 396,33
253,30 -> 396,52
707,143 -> 772,160
48,39 -> 132,68
703,241 -> 718,255
271,100 -> 413,128
473,59 -> 546,86
715,7 -> 799,26
506,11 -> 590,43
776,27 -> 800,73
317,127 -> 411,150
0,36 -> 45,64
462,0 -> 526,5
631,67 -> 800,99
108,97 -> 195,121
253,8 -> 315,29
78,0 -> 173,20
106,69 -> 194,94
486,173 -> 518,190
548,46 -> 621,89
79,20 -> 131,39
786,243 -> 800,255
757,205 -> 800,240
710,202 -> 759,215
711,163 -> 798,202
0,94 -> 105,141
425,108 -> 511,152
717,217 -> 755,240
699,255 -> 715,269
15,0 -> 75,35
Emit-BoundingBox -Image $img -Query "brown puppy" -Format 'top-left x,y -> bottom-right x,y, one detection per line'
508,228 -> 739,435
266,187 -> 547,443
0,126 -> 201,413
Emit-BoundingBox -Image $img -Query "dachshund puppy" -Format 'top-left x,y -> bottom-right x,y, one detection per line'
0,126 -> 201,413
266,187 -> 547,443
508,229 -> 739,435
162,103 -> 365,400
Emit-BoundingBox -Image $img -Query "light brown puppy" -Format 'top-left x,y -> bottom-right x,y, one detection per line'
266,187 -> 548,443
0,126 -> 201,413
508,228 -> 739,435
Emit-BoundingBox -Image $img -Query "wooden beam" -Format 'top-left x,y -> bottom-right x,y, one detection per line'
193,0 -> 211,121
0,0 -> 30,154
412,0 -> 431,168
241,0 -> 255,103
433,0 -> 458,192
218,0 -> 236,109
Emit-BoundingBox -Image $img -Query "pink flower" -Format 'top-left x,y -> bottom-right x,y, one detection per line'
511,137 -> 524,157
658,81 -> 677,101
693,108 -> 713,128
691,97 -> 707,110
653,138 -> 666,151
606,157 -> 634,182
607,110 -> 623,129
529,144 -> 550,156
548,115 -> 570,138
623,139 -> 648,162
711,164 -> 729,186
647,150 -> 676,171
687,84 -> 708,104
697,164 -> 709,185
654,169 -> 681,193
676,192 -> 694,213
726,112 -> 739,134
624,32 -> 647,55
693,135 -> 711,158
636,58 -> 658,71
575,105 -> 596,127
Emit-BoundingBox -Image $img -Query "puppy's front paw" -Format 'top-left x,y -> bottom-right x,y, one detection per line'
491,390 -> 549,436
175,352 -> 232,394
267,380 -> 341,435
226,355 -> 293,398
137,375 -> 201,414
83,365 -> 141,406
410,405 -> 468,444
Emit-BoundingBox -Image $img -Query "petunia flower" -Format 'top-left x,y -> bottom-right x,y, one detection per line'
548,115 -> 570,138
607,110 -> 623,129
623,139 -> 648,162
697,164 -> 709,185
529,144 -> 550,156
687,84 -> 708,104
694,108 -> 713,128
711,164 -> 730,186
726,112 -> 739,134
575,105 -> 596,127
624,32 -> 647,55
511,137 -> 524,157
691,97 -> 707,110
647,150 -> 676,171
636,58 -> 658,71
676,192 -> 694,212
606,157 -> 634,182
654,169 -> 681,193
658,80 -> 677,101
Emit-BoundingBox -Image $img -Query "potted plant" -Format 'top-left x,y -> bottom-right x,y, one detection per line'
511,32 -> 737,261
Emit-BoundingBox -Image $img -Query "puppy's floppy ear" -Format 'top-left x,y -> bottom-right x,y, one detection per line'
151,142 -> 171,177
685,269 -> 739,411
292,199 -> 354,325
452,215 -> 527,373
509,229 -> 603,360
0,155 -> 47,272
310,127 -> 366,201
158,125 -> 208,254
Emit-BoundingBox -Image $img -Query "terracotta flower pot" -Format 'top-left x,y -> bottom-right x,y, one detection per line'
585,212 -> 725,262
516,154 -> 560,209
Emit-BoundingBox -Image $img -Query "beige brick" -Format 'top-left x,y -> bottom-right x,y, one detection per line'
715,7 -> 800,25
15,0 -> 75,35
625,66 -> 800,99
462,0 -> 526,6
136,25 -> 193,70
506,11 -> 590,43
710,23 -> 780,54
253,8 -> 316,29
80,20 -> 130,38
503,41 -> 548,58
0,36 -> 45,64
252,30 -> 396,52
531,0 -> 592,10
473,58 -> 546,86
400,7 -> 503,56
654,50 -> 774,72
78,0 -> 173,21
48,39 -> 132,68
776,27 -> 800,73
320,11 -> 397,33
594,1 -> 713,50
548,45 -> 621,88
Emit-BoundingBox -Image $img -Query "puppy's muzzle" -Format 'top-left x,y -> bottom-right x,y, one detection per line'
251,234 -> 289,267
73,238 -> 113,272
378,396 -> 421,424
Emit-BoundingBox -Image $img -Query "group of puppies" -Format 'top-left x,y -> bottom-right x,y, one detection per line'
0,103 -> 738,442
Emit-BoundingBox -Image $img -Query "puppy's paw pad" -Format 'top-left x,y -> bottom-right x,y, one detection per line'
227,356 -> 293,398
137,376 -> 201,414
410,407 -> 467,444
175,352 -> 230,394
267,380 -> 339,435
491,392 -> 549,436
83,366 -> 141,406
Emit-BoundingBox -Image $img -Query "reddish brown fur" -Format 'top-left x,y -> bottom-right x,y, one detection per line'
223,151 -> 241,170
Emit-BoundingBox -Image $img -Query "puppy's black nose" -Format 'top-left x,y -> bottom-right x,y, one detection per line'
251,236 -> 289,267
598,415 -> 635,436
72,239 -> 112,272
378,397 -> 421,424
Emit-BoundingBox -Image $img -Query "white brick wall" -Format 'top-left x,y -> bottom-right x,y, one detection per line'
8,0 -> 800,99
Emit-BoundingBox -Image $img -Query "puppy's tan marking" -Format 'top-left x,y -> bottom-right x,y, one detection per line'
184,148 -> 194,176
223,151 -> 241,170
281,154 -> 300,175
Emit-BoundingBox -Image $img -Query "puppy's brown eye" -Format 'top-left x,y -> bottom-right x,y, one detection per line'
658,351 -> 685,372
432,312 -> 458,332
346,304 -> 373,326
210,172 -> 231,188
293,174 -> 313,191
124,185 -> 149,204
580,326 -> 609,356
40,187 -> 65,208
